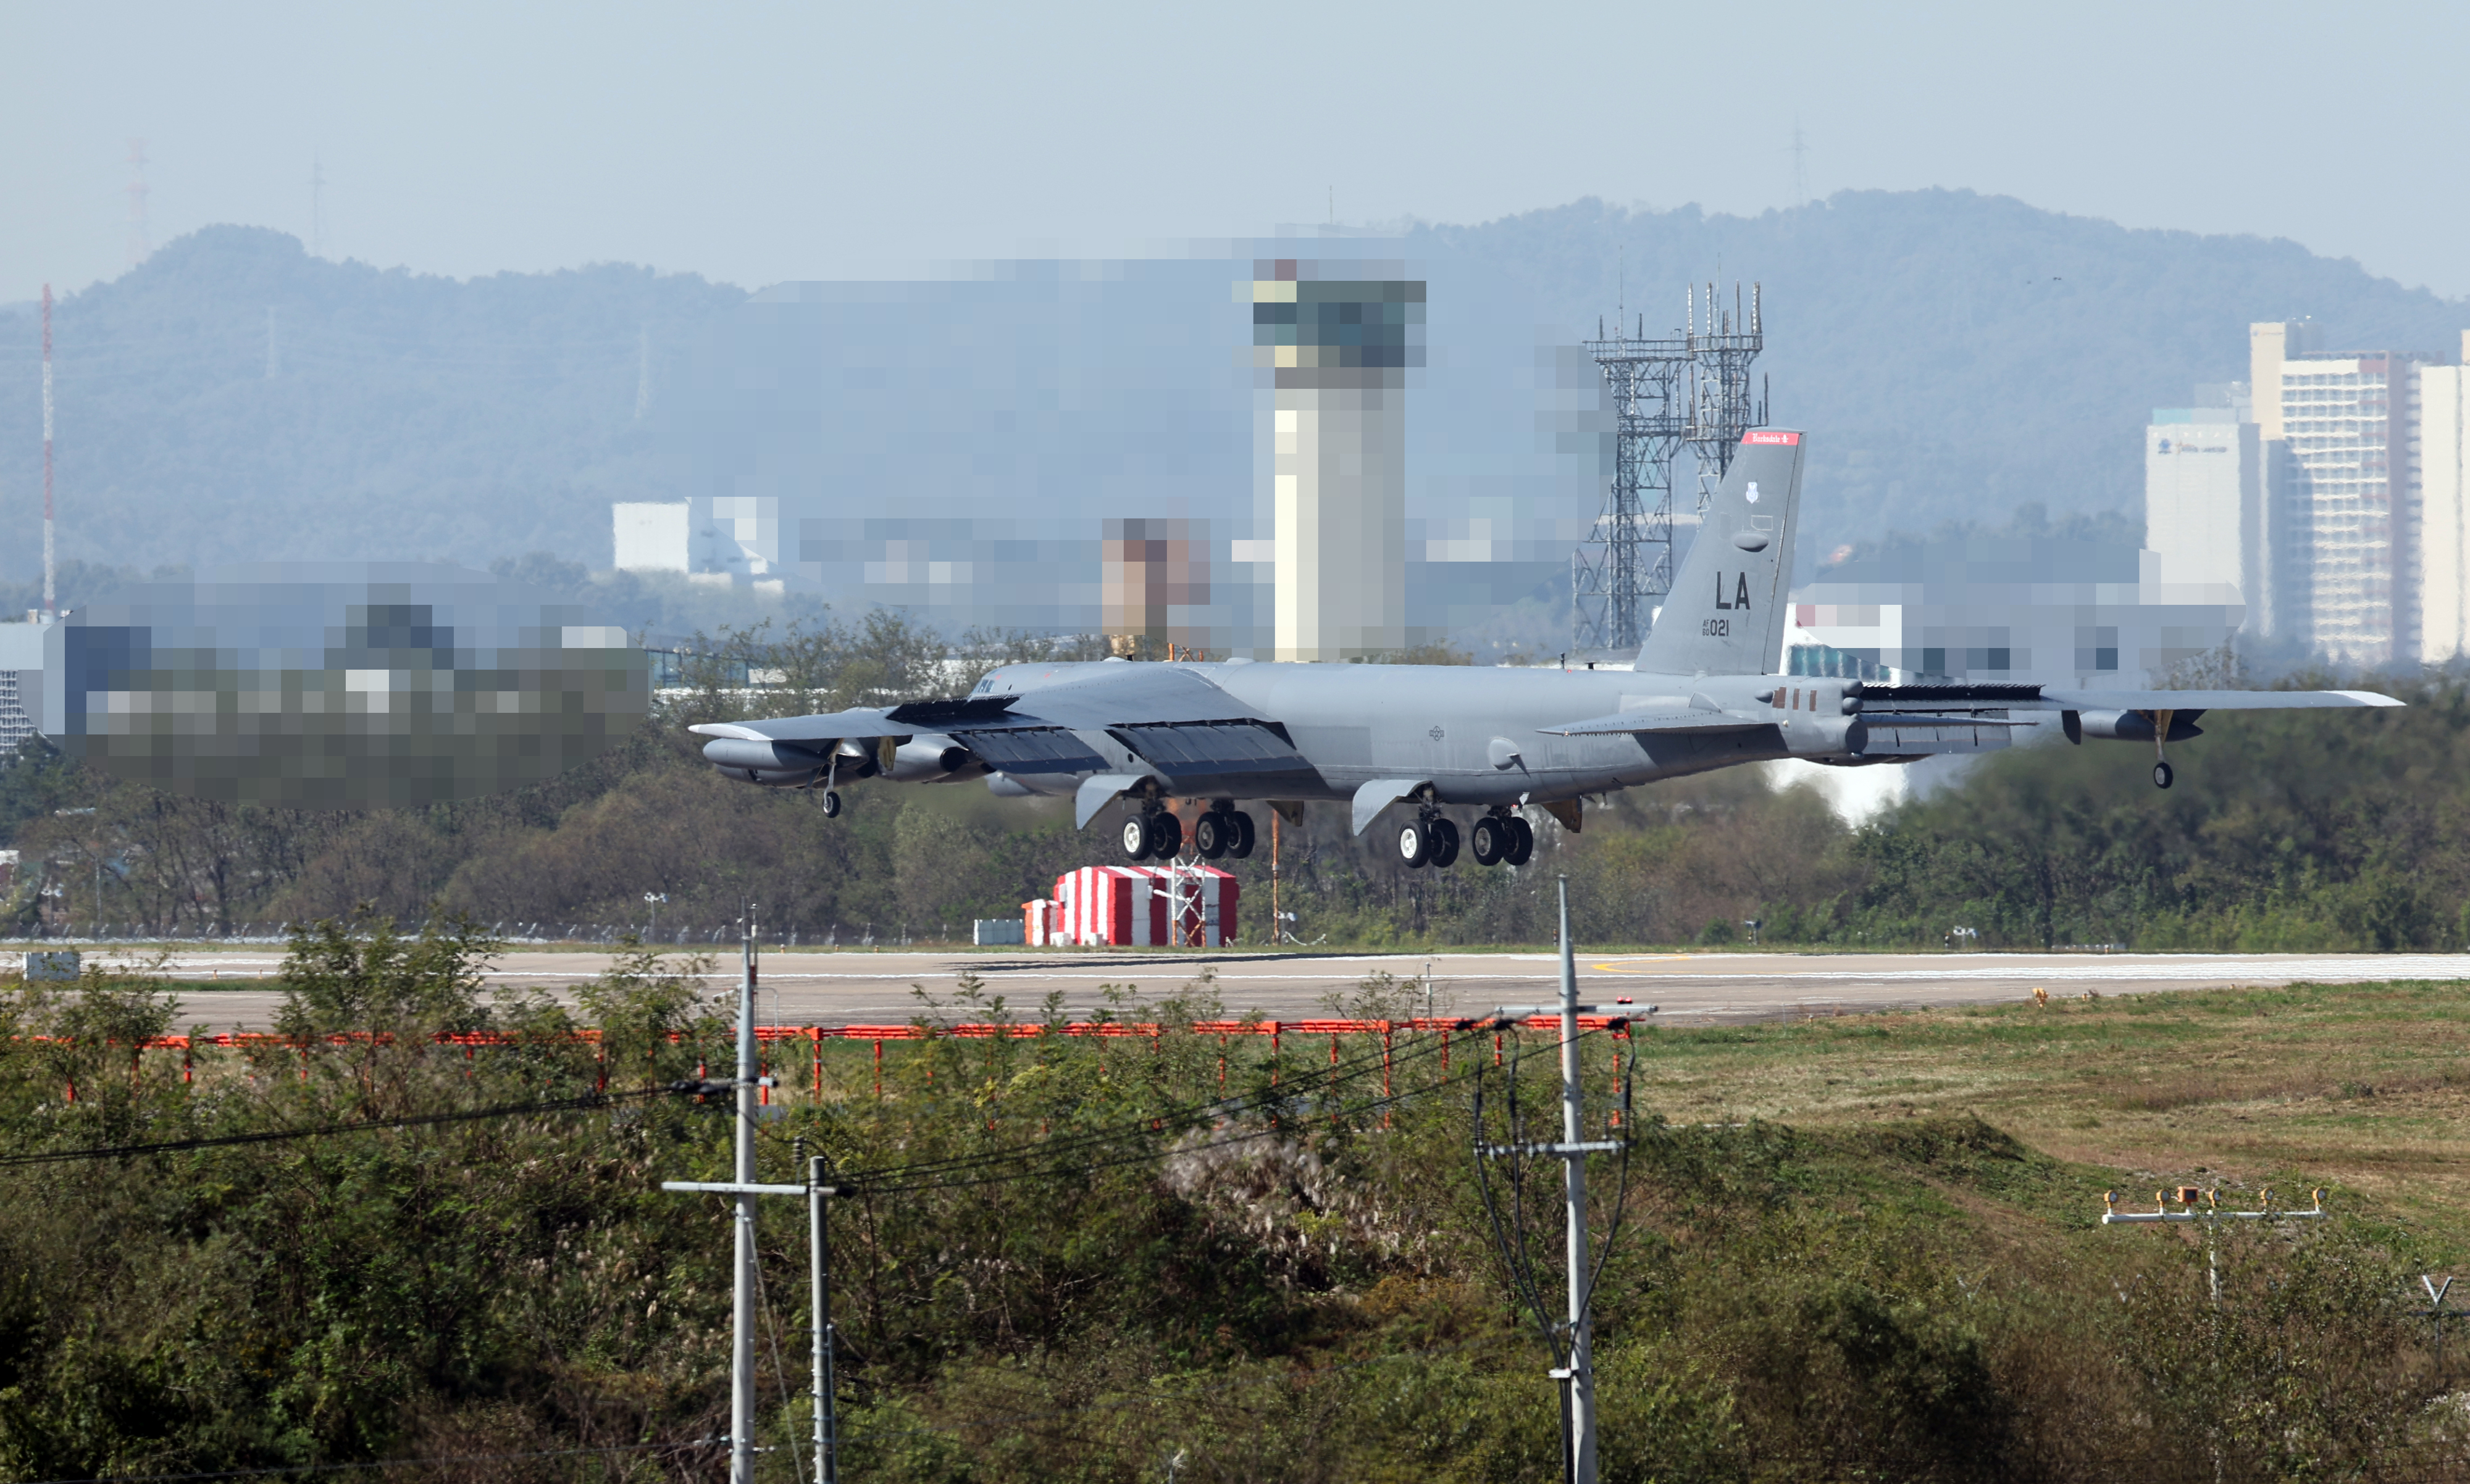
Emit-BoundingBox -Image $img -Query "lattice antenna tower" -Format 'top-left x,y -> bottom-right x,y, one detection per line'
41,285 -> 56,615
1685,280 -> 1767,507
1575,283 -> 1769,654
1573,314 -> 1690,653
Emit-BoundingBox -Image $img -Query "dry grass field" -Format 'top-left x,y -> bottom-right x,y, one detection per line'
1631,979 -> 2470,1240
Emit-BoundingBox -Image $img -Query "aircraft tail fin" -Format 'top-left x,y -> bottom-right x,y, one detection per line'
1634,430 -> 1806,677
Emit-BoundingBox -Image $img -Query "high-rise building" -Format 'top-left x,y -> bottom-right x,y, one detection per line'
2416,332 -> 2470,664
1251,261 -> 1422,661
2250,321 -> 2438,665
2146,381 -> 2269,635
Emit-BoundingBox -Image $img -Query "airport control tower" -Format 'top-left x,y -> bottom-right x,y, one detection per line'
1250,261 -> 1423,660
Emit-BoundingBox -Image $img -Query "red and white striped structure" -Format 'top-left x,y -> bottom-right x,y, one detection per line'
1045,864 -> 1238,947
1021,897 -> 1060,946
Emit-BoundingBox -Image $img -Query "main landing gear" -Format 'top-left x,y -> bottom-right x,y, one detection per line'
1397,813 -> 1460,869
1402,808 -> 1532,870
1124,802 -> 1257,862
1467,810 -> 1534,867
2153,760 -> 2174,790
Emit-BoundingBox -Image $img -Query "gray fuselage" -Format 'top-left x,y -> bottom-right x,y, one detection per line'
966,658 -> 1806,808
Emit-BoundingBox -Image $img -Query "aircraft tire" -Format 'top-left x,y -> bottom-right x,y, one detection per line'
1431,817 -> 1461,868
1121,815 -> 1154,860
1504,816 -> 1536,867
819,790 -> 842,819
1153,811 -> 1184,859
1469,815 -> 1507,865
2153,761 -> 2174,790
1228,811 -> 1257,859
1194,812 -> 1230,859
1398,820 -> 1433,869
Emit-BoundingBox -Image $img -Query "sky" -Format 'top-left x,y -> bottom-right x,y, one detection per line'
7,0 -> 2469,304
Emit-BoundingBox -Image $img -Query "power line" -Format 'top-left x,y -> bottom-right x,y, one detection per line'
0,1084 -> 685,1170
21,1438 -> 700,1484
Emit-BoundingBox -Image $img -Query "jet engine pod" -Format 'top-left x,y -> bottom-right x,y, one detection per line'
2076,709 -> 2204,744
703,738 -> 835,776
882,732 -> 978,782
1783,713 -> 1869,759
40,562 -> 648,808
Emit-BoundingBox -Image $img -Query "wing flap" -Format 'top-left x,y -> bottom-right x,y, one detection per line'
1539,711 -> 1767,736
952,727 -> 1112,774
1110,720 -> 1312,777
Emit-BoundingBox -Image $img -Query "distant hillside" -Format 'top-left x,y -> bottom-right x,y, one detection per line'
0,227 -> 743,577
2,196 -> 2461,602
1415,190 -> 2469,544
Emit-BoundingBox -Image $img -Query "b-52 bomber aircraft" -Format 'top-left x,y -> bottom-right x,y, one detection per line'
693,430 -> 2401,869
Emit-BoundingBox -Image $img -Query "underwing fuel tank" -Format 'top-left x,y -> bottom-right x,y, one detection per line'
2070,709 -> 2203,744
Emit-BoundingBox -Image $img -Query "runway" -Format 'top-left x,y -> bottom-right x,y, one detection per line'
57,943 -> 2470,1033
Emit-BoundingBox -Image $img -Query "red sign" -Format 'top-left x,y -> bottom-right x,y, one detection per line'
1743,430 -> 1801,446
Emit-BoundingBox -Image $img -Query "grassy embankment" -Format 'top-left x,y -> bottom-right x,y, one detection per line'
2,931 -> 2465,1482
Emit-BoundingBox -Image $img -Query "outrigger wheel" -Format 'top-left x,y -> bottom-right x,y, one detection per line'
819,789 -> 842,819
2153,761 -> 2174,790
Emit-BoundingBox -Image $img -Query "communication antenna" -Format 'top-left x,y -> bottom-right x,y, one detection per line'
41,285 -> 56,617
125,139 -> 151,266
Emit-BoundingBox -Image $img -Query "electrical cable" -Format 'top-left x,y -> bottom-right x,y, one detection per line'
0,1084 -> 685,1170
17,1438 -> 701,1484
750,1231 -> 810,1484
805,1022 -> 1462,1191
826,1032 -> 1464,1195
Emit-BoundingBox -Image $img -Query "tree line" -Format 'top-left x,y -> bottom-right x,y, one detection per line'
2,621 -> 2461,951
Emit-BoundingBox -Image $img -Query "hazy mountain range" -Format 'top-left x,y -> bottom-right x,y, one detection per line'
1,191 -> 2461,633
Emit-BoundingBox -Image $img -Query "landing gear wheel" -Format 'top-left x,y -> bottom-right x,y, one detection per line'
819,789 -> 842,819
1228,811 -> 1257,859
1151,811 -> 1184,859
1504,815 -> 1536,866
1430,817 -> 1461,868
2153,760 -> 2175,790
1398,819 -> 1433,868
1194,812 -> 1231,860
1469,815 -> 1507,865
1121,814 -> 1155,861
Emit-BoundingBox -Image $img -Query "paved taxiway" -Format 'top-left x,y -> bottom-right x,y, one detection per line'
56,944 -> 2470,1032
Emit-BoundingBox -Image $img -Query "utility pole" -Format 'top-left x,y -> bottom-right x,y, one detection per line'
730,911 -> 756,1482
1476,878 -> 1623,1484
660,910 -> 848,1483
659,909 -> 780,1482
1553,880 -> 1599,1484
810,1155 -> 840,1483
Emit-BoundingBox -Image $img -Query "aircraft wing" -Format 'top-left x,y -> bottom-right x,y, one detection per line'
691,665 -> 1322,794
2035,688 -> 2402,712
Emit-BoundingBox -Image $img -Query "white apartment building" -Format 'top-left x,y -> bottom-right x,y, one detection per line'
2146,323 -> 2470,668
2414,335 -> 2470,664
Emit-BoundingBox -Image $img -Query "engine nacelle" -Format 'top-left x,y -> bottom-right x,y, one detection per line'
703,735 -> 876,786
1781,712 -> 1870,758
881,733 -> 979,782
